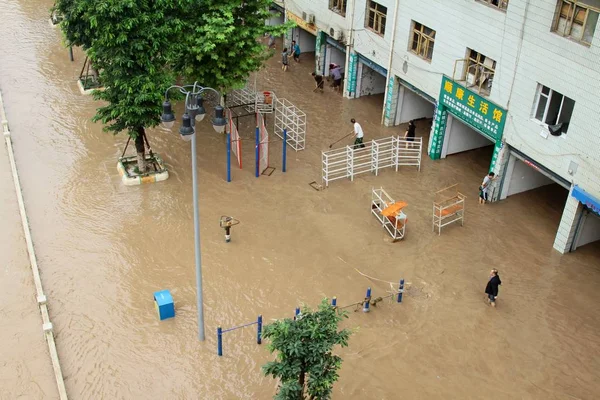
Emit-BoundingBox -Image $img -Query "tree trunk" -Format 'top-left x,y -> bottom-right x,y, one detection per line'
298,370 -> 306,400
134,127 -> 147,174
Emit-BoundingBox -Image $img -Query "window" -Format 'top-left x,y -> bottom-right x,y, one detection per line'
477,0 -> 509,10
553,0 -> 599,45
533,84 -> 575,134
366,1 -> 387,36
410,22 -> 436,61
462,49 -> 496,96
329,0 -> 348,16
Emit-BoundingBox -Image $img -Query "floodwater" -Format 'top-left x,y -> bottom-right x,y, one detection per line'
1,0 -> 600,399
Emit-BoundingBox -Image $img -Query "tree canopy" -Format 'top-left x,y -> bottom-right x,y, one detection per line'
54,0 -> 288,137
262,299 -> 352,400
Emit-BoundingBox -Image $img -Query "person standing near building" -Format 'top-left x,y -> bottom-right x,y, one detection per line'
291,40 -> 301,63
330,66 -> 343,92
350,118 -> 365,149
479,172 -> 496,204
485,269 -> 502,307
404,120 -> 416,148
268,34 -> 276,49
281,48 -> 289,71
311,72 -> 324,92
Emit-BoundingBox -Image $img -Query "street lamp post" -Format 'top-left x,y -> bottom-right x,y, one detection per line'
161,82 -> 226,341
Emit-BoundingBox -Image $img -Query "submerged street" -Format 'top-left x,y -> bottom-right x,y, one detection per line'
1,0 -> 600,399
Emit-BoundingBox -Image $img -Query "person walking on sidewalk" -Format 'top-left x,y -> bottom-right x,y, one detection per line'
350,118 -> 365,149
485,269 -> 502,307
479,172 -> 497,204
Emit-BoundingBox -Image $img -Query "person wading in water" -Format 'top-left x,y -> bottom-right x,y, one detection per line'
485,269 -> 502,307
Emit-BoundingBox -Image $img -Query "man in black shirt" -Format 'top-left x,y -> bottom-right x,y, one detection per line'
311,72 -> 324,93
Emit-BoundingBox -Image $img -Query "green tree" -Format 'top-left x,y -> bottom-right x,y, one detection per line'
262,299 -> 352,400
175,0 -> 287,91
54,0 -> 288,172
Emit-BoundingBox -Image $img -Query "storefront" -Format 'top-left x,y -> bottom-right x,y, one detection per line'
429,76 -> 506,173
354,53 -> 387,99
315,31 -> 347,79
570,186 -> 600,251
393,77 -> 436,125
285,10 -> 316,57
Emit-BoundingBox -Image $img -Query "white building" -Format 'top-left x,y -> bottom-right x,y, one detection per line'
282,0 -> 600,253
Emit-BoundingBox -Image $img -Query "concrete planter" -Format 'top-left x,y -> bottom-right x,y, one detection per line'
117,154 -> 169,186
77,78 -> 104,96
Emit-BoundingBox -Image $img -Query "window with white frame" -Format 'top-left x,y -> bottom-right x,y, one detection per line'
366,1 -> 387,36
477,0 -> 510,10
462,49 -> 496,96
329,0 -> 348,16
410,22 -> 436,61
553,0 -> 600,45
533,84 -> 575,134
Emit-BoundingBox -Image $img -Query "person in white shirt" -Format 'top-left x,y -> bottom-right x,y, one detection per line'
350,118 -> 365,149
479,172 -> 497,204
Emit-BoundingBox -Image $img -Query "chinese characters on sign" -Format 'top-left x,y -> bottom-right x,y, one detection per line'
429,103 -> 447,159
347,53 -> 358,96
384,76 -> 395,120
440,76 -> 506,142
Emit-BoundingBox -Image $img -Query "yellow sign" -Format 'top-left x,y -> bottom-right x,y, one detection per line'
286,11 -> 317,35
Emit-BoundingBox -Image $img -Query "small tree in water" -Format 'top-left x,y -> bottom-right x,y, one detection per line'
262,299 -> 352,400
54,0 -> 288,174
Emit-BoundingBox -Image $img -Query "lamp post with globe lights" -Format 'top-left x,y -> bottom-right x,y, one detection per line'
161,82 -> 226,341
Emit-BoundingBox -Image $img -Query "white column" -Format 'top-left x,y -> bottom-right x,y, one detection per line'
553,191 -> 582,254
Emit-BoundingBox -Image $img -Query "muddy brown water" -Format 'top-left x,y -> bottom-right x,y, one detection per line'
1,1 -> 600,399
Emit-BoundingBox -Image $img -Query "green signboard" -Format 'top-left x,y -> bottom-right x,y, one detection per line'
347,52 -> 357,96
439,76 -> 506,141
429,103 -> 447,160
384,76 -> 395,121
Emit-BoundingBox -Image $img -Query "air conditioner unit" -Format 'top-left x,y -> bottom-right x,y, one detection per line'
308,14 -> 316,25
302,11 -> 307,21
335,30 -> 344,42
329,27 -> 336,37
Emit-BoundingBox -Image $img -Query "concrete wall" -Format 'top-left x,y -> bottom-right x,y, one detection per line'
575,211 -> 600,249
266,10 -> 284,26
285,0 -> 348,42
503,156 -> 555,197
358,62 -> 386,97
395,85 -> 434,124
442,115 -> 492,157
503,1 -> 600,204
350,0 -> 525,108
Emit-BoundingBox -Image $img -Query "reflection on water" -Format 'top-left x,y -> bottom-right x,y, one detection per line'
1,1 -> 600,399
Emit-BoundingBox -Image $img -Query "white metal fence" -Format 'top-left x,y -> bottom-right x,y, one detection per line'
322,136 -> 422,187
274,97 -> 306,151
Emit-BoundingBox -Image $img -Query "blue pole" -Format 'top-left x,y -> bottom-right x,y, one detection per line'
331,297 -> 337,307
282,129 -> 287,173
255,126 -> 260,178
397,279 -> 405,303
257,315 -> 263,345
363,287 -> 372,313
226,132 -> 231,183
217,327 -> 223,356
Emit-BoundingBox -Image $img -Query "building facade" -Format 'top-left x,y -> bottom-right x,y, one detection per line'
282,0 -> 600,253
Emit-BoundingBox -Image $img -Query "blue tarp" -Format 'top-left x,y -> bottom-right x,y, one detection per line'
572,185 -> 600,216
